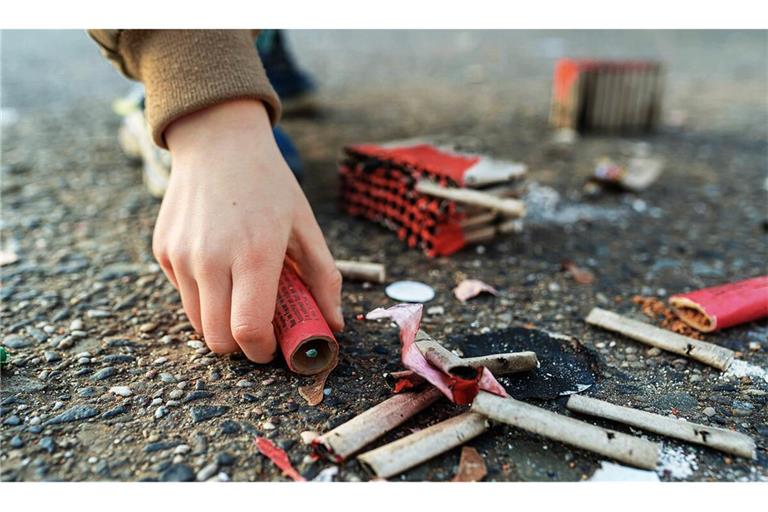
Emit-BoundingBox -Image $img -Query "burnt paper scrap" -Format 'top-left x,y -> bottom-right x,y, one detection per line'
455,327 -> 600,400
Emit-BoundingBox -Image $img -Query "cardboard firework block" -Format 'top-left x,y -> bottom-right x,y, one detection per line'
549,59 -> 664,133
273,264 -> 339,375
669,276 -> 768,333
339,142 -> 526,257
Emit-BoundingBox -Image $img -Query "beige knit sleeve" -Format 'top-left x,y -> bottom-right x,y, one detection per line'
88,29 -> 281,148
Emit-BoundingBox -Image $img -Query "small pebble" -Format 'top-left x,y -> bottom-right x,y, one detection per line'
10,435 -> 24,448
69,319 -> 84,331
153,357 -> 168,365
139,322 -> 158,333
196,462 -> 219,481
704,407 -> 716,417
236,380 -> 254,388
155,406 -> 169,419
174,444 -> 191,455
168,389 -> 184,400
92,367 -> 116,381
261,421 -> 276,430
159,372 -> 176,383
110,386 -> 133,397
187,340 -> 204,350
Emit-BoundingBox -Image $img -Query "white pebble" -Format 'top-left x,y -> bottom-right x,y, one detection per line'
155,406 -> 168,419
217,472 -> 230,482
236,380 -> 254,388
187,340 -> 204,350
261,421 -> 276,431
174,444 -> 191,455
69,319 -> 84,331
196,462 -> 219,481
110,386 -> 133,397
153,357 -> 168,365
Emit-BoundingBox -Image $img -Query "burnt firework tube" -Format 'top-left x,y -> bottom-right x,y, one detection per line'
273,265 -> 339,375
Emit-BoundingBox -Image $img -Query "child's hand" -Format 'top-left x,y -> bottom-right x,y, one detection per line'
154,99 -> 344,362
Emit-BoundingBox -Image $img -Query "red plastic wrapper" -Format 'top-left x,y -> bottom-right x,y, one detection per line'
669,276 -> 768,332
273,265 -> 339,375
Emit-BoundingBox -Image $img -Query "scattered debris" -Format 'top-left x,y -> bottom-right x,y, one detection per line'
358,412 -> 490,479
314,387 -> 442,462
452,447 -> 487,482
658,444 -> 698,480
453,278 -> 499,302
549,59 -> 664,133
633,296 -> 704,339
524,182 -> 629,226
254,437 -> 305,482
312,466 -> 339,482
591,155 -> 663,192
561,260 -> 595,285
669,276 -> 768,332
298,367 -> 335,407
567,394 -> 756,459
366,304 -> 507,405
589,462 -> 660,482
385,281 -> 435,303
722,359 -> 768,384
471,391 -> 659,470
335,259 -> 387,283
586,307 -> 735,370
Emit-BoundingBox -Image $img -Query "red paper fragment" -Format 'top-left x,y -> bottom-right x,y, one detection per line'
453,279 -> 499,303
669,276 -> 768,332
366,304 -> 507,404
452,447 -> 487,482
255,437 -> 306,482
561,260 -> 595,285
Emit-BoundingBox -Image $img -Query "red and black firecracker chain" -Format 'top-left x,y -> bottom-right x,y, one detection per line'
339,142 -> 523,257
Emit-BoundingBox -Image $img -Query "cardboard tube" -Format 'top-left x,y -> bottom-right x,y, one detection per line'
462,352 -> 539,374
314,387 -> 442,462
335,260 -> 387,284
273,265 -> 339,376
357,412 -> 490,479
585,307 -> 735,371
567,395 -> 756,459
472,391 -> 659,470
415,180 -> 526,217
414,330 -> 479,380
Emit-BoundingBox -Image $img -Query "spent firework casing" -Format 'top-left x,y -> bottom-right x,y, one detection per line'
273,265 -> 339,375
669,276 -> 768,333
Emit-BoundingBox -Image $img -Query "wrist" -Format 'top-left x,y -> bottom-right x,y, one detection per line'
165,99 -> 274,162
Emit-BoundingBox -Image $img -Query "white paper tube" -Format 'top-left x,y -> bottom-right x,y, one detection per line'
357,412 -> 490,478
471,391 -> 659,469
335,260 -> 386,283
585,307 -> 735,370
566,394 -> 756,459
314,387 -> 442,461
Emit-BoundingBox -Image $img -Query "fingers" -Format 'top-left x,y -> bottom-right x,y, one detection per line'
289,211 -> 345,332
174,269 -> 203,334
196,265 -> 239,355
229,253 -> 282,363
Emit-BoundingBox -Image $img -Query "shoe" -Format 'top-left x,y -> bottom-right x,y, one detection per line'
257,30 -> 318,115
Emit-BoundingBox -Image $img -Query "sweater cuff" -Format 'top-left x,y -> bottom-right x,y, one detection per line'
119,30 -> 282,148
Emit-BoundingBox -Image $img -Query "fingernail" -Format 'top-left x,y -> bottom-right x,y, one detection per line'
335,306 -> 345,330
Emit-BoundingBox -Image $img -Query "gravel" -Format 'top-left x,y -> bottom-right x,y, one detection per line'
1,29 -> 766,483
